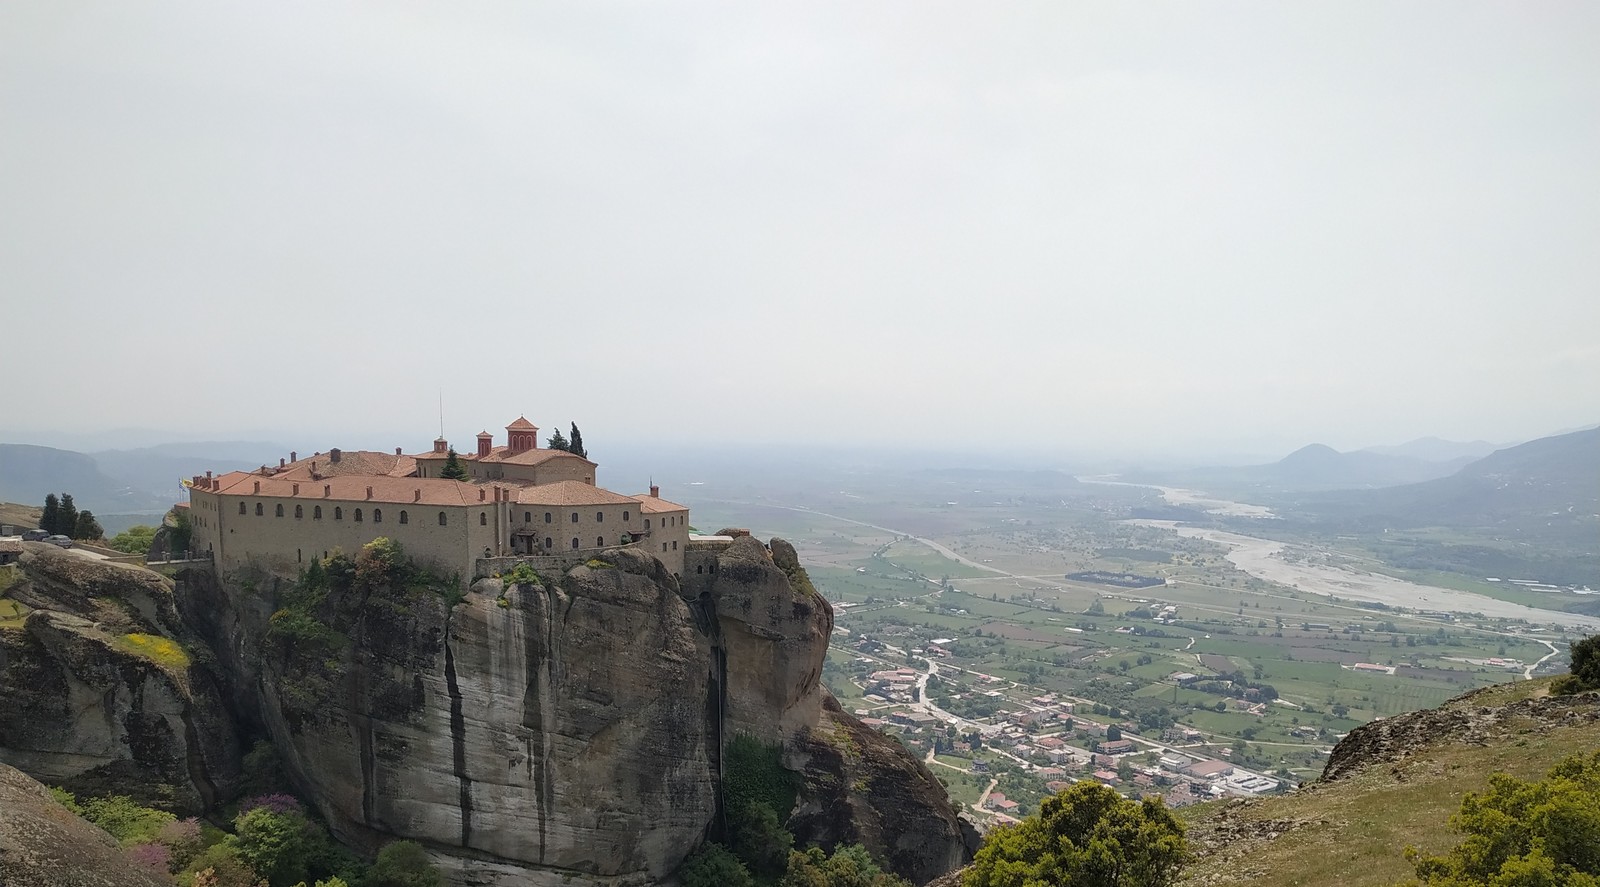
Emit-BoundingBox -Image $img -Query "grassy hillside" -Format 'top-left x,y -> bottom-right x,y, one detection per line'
1178,678 -> 1599,887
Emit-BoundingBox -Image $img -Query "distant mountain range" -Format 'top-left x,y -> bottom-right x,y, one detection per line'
0,441 -> 280,520
1357,436 -> 1500,464
1128,439 -> 1490,494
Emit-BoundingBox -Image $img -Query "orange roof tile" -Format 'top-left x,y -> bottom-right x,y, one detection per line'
203,471 -> 499,508
633,494 -> 689,513
275,451 -> 417,480
515,481 -> 640,507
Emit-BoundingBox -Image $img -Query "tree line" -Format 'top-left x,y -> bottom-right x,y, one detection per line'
39,492 -> 103,540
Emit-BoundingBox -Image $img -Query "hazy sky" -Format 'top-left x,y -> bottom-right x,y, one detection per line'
4,3 -> 1597,461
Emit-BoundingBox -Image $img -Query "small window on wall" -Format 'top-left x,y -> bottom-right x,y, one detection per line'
354,509 -> 363,522
239,502 -> 247,515
255,503 -> 264,516
275,504 -> 284,517
596,512 -> 604,522
480,512 -> 487,526
544,512 -> 552,523
373,509 -> 382,523
438,512 -> 447,526
662,543 -> 667,552
596,536 -> 604,547
525,512 -> 531,523
571,538 -> 580,550
295,505 -> 303,519
544,537 -> 552,550
334,507 -> 343,520
399,510 -> 408,524
314,506 -> 323,519
672,541 -> 678,550
623,511 -> 630,522
645,519 -> 651,530
297,549 -> 303,563
570,512 -> 578,524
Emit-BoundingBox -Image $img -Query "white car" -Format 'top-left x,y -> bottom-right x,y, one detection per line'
44,535 -> 73,548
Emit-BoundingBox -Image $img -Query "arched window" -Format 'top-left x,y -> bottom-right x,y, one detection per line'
314,506 -> 322,519
645,519 -> 651,530
623,511 -> 630,522
544,512 -> 552,523
438,511 -> 447,526
544,537 -> 552,550
255,503 -> 263,516
596,536 -> 604,547
275,504 -> 284,517
570,512 -> 579,524
697,565 -> 703,574
399,510 -> 408,524
354,508 -> 363,522
295,504 -> 303,519
571,537 -> 580,550
334,507 -> 343,520
524,511 -> 531,523
480,512 -> 487,526
596,511 -> 604,522
239,502 -> 247,515
373,509 -> 382,523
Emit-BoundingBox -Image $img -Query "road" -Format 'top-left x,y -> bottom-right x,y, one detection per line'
1526,640 -> 1561,679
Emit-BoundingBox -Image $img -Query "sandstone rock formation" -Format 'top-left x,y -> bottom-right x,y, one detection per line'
170,536 -> 967,886
0,548 -> 240,813
0,761 -> 169,887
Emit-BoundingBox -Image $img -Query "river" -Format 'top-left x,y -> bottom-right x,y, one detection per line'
1081,478 -> 1600,631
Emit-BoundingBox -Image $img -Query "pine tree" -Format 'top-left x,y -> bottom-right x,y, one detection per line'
568,423 -> 586,459
73,511 -> 103,541
41,493 -> 61,535
438,449 -> 470,481
546,429 -> 569,452
58,494 -> 78,539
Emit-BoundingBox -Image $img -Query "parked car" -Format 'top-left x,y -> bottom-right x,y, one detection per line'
22,529 -> 50,542
44,535 -> 73,548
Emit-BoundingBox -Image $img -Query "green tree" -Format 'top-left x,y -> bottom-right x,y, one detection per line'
437,449 -> 469,481
79,795 -> 176,846
1553,634 -> 1600,694
546,428 -> 569,451
41,493 -> 61,535
679,843 -> 755,887
1402,751 -> 1600,886
1106,725 -> 1122,741
782,844 -> 912,887
364,840 -> 445,887
108,525 -> 159,554
568,423 -> 586,459
183,844 -> 262,887
233,807 -> 318,887
58,494 -> 78,540
169,507 -> 194,555
962,782 -> 1191,887
73,510 -> 103,541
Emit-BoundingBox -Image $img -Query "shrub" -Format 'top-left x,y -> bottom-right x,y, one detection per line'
1402,751 -> 1600,886
364,840 -> 444,887
239,793 -> 302,816
963,782 -> 1190,887
81,795 -> 177,847
182,843 -> 261,887
157,817 -> 205,870
1552,634 -> 1600,695
125,841 -> 171,875
679,842 -> 754,887
782,844 -> 912,887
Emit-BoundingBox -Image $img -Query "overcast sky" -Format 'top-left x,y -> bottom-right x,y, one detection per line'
4,2 -> 1597,462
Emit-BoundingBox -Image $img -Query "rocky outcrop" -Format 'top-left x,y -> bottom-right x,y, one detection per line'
0,761 -> 169,887
1321,685 -> 1600,783
0,549 -> 240,813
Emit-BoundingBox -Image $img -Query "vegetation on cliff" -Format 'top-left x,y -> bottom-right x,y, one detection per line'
1551,634 -> 1599,696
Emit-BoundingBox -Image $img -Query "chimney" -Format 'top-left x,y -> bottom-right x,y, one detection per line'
324,485 -> 331,497
330,448 -> 342,464
206,470 -> 212,480
366,486 -> 373,500
192,475 -> 203,488
292,483 -> 299,495
291,451 -> 297,462
279,457 -> 286,469
479,488 -> 486,502
650,484 -> 660,499
414,489 -> 422,502
433,437 -> 448,454
477,431 -> 493,458
253,480 -> 261,494
395,447 -> 403,456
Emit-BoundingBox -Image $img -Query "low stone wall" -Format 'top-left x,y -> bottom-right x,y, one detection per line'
475,541 -> 647,580
71,542 -> 145,565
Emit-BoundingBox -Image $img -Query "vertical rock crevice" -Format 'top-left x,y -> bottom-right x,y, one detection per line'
442,634 -> 473,848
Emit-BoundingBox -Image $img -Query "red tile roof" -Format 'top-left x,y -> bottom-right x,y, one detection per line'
633,494 -> 689,513
202,471 -> 496,508
515,481 -> 641,507
506,416 -> 538,431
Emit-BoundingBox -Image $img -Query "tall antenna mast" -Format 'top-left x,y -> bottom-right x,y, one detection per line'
438,390 -> 444,438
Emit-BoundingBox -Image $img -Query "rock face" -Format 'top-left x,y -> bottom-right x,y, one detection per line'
0,548 -> 241,813
0,761 -> 170,887
174,537 -> 967,885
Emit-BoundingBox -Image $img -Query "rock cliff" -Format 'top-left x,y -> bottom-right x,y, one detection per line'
0,761 -> 170,887
169,536 -> 967,886
0,548 -> 240,814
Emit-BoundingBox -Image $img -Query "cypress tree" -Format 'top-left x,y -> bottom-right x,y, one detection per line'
439,449 -> 470,481
546,429 -> 569,452
58,494 -> 78,539
41,494 -> 60,535
73,511 -> 103,541
569,423 -> 586,459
